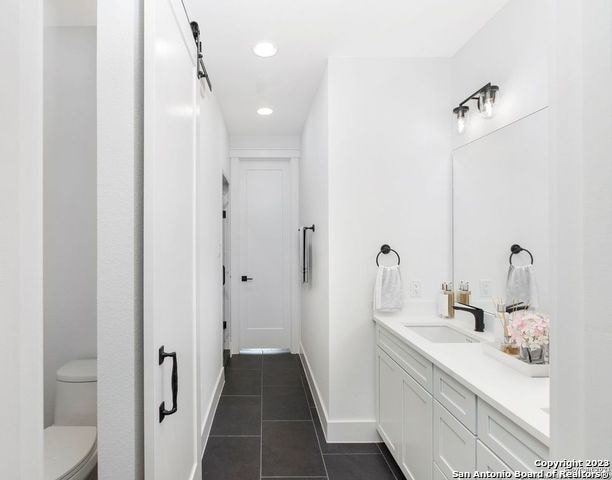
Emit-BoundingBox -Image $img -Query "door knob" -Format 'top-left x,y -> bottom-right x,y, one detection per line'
241,275 -> 253,282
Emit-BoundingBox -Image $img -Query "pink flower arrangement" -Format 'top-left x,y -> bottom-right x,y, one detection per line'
510,312 -> 550,349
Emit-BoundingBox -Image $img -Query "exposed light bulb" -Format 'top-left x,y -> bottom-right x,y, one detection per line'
453,106 -> 469,134
482,99 -> 493,118
457,116 -> 467,134
479,85 -> 499,119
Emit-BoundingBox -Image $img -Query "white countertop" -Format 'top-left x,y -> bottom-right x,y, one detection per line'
373,311 -> 550,446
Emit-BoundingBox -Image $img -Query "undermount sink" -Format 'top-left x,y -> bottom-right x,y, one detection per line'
405,325 -> 480,344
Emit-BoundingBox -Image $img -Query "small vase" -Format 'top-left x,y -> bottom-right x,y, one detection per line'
519,345 -> 549,364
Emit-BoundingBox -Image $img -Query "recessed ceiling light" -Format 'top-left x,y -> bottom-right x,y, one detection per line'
257,107 -> 273,116
253,42 -> 278,58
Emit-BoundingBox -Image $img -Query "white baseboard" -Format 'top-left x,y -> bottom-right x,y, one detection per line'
299,343 -> 380,443
200,367 -> 225,456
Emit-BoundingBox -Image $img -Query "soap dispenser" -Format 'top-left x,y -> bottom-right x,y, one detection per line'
437,282 -> 455,318
457,281 -> 471,304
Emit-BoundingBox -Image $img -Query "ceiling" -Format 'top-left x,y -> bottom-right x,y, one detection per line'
195,0 -> 511,136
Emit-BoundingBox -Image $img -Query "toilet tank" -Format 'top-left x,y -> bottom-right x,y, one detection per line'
54,359 -> 97,426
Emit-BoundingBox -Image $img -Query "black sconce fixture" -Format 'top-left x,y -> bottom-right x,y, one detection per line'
452,83 -> 499,133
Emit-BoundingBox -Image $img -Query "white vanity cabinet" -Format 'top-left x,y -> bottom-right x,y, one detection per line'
376,347 -> 403,459
476,440 -> 512,473
399,368 -> 433,480
375,324 -> 549,480
433,400 -> 476,478
376,346 -> 433,480
477,400 -> 549,472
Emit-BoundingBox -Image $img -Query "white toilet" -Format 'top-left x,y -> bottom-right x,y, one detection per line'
44,359 -> 97,480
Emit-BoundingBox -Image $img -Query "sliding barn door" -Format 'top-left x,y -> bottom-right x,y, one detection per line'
144,0 -> 200,478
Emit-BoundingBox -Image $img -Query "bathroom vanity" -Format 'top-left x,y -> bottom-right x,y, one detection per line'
373,313 -> 549,480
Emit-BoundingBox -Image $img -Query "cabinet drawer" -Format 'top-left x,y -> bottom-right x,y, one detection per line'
433,367 -> 477,433
477,440 -> 512,473
377,327 -> 433,392
477,400 -> 548,472
433,400 -> 476,479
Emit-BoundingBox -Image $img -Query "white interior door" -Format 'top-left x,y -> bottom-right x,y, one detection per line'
235,159 -> 292,350
144,0 -> 199,478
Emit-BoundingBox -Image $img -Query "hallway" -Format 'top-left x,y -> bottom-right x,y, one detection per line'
202,353 -> 404,480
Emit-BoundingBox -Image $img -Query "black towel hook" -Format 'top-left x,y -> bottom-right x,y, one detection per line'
376,244 -> 401,266
509,244 -> 534,266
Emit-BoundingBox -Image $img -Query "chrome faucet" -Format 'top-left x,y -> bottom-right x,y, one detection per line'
454,302 -> 485,332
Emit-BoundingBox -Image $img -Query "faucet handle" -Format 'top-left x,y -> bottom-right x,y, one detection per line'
506,302 -> 528,313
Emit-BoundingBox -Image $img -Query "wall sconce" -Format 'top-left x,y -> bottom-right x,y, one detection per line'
477,85 -> 499,118
453,106 -> 469,134
453,83 -> 500,133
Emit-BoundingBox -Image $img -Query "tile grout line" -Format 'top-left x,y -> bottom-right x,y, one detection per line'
297,356 -> 330,480
261,477 -> 327,479
220,394 -> 262,397
322,452 -> 386,456
260,355 -> 264,480
262,419 -> 313,422
262,475 -> 325,480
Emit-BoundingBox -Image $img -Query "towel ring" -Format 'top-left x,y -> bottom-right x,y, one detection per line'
376,244 -> 401,266
509,244 -> 534,266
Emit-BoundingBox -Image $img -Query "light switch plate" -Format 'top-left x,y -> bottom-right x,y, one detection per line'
410,280 -> 422,298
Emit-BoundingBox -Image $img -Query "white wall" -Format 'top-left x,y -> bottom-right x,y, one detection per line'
327,58 -> 451,433
0,0 -> 44,476
197,89 -> 230,447
578,0 -> 612,458
301,58 -> 451,440
550,0 -> 612,460
97,0 -> 144,477
43,26 -> 97,427
300,68 -> 330,414
230,135 -> 300,151
451,0 -> 549,149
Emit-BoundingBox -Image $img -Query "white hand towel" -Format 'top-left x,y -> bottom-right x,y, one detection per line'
374,265 -> 403,312
506,264 -> 539,310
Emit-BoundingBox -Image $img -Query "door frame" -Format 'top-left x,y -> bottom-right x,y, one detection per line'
222,173 -> 231,354
1,0 -> 44,476
229,149 -> 300,354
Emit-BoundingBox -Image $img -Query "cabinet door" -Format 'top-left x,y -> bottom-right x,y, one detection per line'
433,462 -> 449,480
477,440 -> 512,473
376,347 -> 402,460
400,369 -> 433,480
433,401 -> 476,479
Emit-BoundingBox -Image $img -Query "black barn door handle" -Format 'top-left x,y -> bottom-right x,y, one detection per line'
159,346 -> 178,423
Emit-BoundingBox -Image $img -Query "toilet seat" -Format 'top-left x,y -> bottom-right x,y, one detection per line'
44,426 -> 97,480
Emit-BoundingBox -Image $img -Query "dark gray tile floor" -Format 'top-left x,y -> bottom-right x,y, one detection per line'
202,353 -> 406,480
